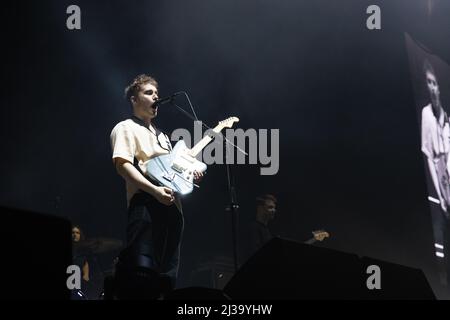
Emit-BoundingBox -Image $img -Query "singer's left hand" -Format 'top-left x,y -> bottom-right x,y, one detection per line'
193,170 -> 204,183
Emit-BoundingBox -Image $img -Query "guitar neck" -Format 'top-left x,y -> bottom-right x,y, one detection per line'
304,238 -> 316,245
189,125 -> 224,157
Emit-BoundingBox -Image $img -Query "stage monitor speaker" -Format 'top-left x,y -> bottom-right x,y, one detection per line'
0,206 -> 72,299
164,287 -> 230,300
360,256 -> 435,300
189,255 -> 235,290
223,237 -> 435,300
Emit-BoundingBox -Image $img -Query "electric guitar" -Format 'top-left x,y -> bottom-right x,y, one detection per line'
146,117 -> 239,195
304,230 -> 330,245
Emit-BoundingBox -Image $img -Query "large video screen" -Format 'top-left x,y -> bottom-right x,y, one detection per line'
406,33 -> 450,286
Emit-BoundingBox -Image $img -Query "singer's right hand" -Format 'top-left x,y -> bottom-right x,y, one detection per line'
153,186 -> 175,206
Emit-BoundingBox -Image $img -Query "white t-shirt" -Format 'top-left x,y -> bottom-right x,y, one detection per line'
110,117 -> 181,211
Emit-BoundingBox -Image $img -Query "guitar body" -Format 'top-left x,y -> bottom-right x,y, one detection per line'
146,140 -> 207,195
146,116 -> 239,195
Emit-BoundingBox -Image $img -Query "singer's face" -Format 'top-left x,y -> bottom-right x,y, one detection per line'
134,83 -> 159,119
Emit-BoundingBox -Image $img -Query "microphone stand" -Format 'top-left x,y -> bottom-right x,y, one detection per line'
224,142 -> 240,273
167,92 -> 246,274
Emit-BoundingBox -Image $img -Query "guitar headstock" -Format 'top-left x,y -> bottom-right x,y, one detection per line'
312,230 -> 330,242
219,117 -> 239,129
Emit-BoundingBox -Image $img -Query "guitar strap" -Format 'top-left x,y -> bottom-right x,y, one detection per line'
133,157 -> 146,178
154,127 -> 172,152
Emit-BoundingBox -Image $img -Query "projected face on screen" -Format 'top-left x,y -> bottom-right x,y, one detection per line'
426,70 -> 441,110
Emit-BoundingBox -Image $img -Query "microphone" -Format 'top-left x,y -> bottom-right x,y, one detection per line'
153,92 -> 182,107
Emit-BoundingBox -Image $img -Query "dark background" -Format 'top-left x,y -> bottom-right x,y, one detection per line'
2,0 -> 450,298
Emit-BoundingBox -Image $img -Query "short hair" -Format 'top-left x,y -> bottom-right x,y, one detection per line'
124,74 -> 158,104
256,194 -> 277,207
423,59 -> 436,78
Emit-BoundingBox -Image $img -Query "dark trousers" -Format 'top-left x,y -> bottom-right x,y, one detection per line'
119,191 -> 184,289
